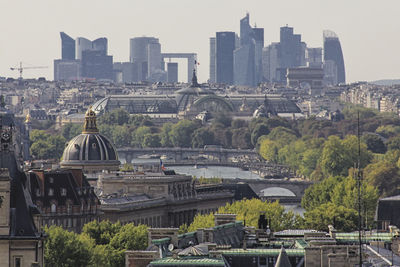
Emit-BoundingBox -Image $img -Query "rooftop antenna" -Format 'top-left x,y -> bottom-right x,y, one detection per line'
357,110 -> 363,266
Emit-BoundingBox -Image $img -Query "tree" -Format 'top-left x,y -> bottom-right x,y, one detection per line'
191,128 -> 215,148
213,112 -> 232,128
62,123 -> 82,140
142,133 -> 161,148
231,127 -> 251,149
231,119 -> 247,129
170,120 -> 200,147
160,122 -> 173,147
108,224 -> 148,267
364,161 -> 400,197
320,135 -> 371,177
387,136 -> 400,151
45,226 -> 92,267
303,203 -> 358,232
301,176 -> 344,211
362,133 -> 386,154
98,108 -> 130,126
82,220 -> 122,246
267,127 -> 298,147
259,138 -> 279,163
251,123 -> 269,146
131,126 -> 151,147
188,213 -> 215,232
265,117 -> 292,130
49,135 -> 67,159
112,125 -> 131,148
30,139 -> 55,159
331,174 -> 379,225
342,106 -> 377,120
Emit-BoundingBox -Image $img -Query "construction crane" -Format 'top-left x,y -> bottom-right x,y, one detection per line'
10,62 -> 48,79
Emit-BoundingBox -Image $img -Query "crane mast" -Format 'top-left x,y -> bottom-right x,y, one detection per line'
10,62 -> 48,79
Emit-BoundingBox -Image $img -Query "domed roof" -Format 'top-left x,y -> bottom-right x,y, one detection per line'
60,107 -> 120,171
175,69 -> 213,112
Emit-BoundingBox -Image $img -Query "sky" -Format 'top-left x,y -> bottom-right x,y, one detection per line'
1,0 -> 399,83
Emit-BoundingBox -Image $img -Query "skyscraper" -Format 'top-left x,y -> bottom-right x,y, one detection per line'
130,37 -> 160,81
323,30 -> 345,84
167,62 -> 178,83
75,37 -> 92,60
81,50 -> 113,80
60,32 -> 75,60
216,32 -> 235,84
234,13 -> 262,87
209,37 -> 216,83
147,41 -> 162,79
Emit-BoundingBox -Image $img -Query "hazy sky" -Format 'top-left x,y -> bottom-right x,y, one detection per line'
1,0 -> 399,83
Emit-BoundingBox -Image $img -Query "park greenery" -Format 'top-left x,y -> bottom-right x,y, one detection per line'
44,221 -> 148,267
29,106 -> 400,232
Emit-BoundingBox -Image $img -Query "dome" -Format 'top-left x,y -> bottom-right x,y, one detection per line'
175,69 -> 213,112
60,107 -> 120,171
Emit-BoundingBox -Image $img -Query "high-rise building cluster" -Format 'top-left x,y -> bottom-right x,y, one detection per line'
54,33 -> 113,81
55,34 -> 197,83
210,13 -> 346,87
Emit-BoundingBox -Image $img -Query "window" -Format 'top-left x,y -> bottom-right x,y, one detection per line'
36,188 -> 41,197
48,188 -> 54,196
61,188 -> 67,196
51,203 -> 56,213
49,177 -> 54,183
14,257 -> 22,267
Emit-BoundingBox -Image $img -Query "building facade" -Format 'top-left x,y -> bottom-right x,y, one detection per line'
323,30 -> 346,84
216,32 -> 235,84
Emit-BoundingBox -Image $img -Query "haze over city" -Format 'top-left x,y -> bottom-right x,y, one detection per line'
1,0 -> 399,82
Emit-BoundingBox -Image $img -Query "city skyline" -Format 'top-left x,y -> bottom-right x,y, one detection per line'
1,0 -> 399,83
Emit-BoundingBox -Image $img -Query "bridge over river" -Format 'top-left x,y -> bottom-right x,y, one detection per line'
117,147 -> 259,164
221,178 -> 314,204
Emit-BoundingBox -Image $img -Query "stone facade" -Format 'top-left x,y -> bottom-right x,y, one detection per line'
98,172 -> 234,227
305,245 -> 358,267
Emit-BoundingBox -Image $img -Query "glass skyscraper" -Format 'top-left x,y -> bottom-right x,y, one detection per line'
60,32 -> 75,60
323,30 -> 346,84
216,32 -> 235,84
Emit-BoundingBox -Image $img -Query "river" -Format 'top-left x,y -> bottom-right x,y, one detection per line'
126,158 -> 305,215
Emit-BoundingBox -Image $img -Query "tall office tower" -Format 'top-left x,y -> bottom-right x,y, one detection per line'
92,38 -> 108,54
54,59 -> 81,81
323,30 -> 346,84
277,26 -> 305,82
147,41 -> 162,79
130,37 -> 160,81
306,48 -> 323,68
81,50 -> 113,80
216,32 -> 235,84
240,13 -> 253,45
60,32 -> 75,60
262,43 -> 280,82
113,62 -> 138,83
234,44 -> 256,86
253,27 -> 264,83
209,37 -> 216,83
167,62 -> 178,83
234,13 -> 262,86
75,37 -> 92,60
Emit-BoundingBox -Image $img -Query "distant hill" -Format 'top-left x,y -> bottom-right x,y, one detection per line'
369,79 -> 400,86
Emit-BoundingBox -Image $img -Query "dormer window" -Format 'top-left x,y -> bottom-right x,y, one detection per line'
61,188 -> 67,196
51,203 -> 56,213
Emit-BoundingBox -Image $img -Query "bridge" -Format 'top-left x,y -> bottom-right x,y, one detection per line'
117,147 -> 260,164
221,178 -> 314,204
